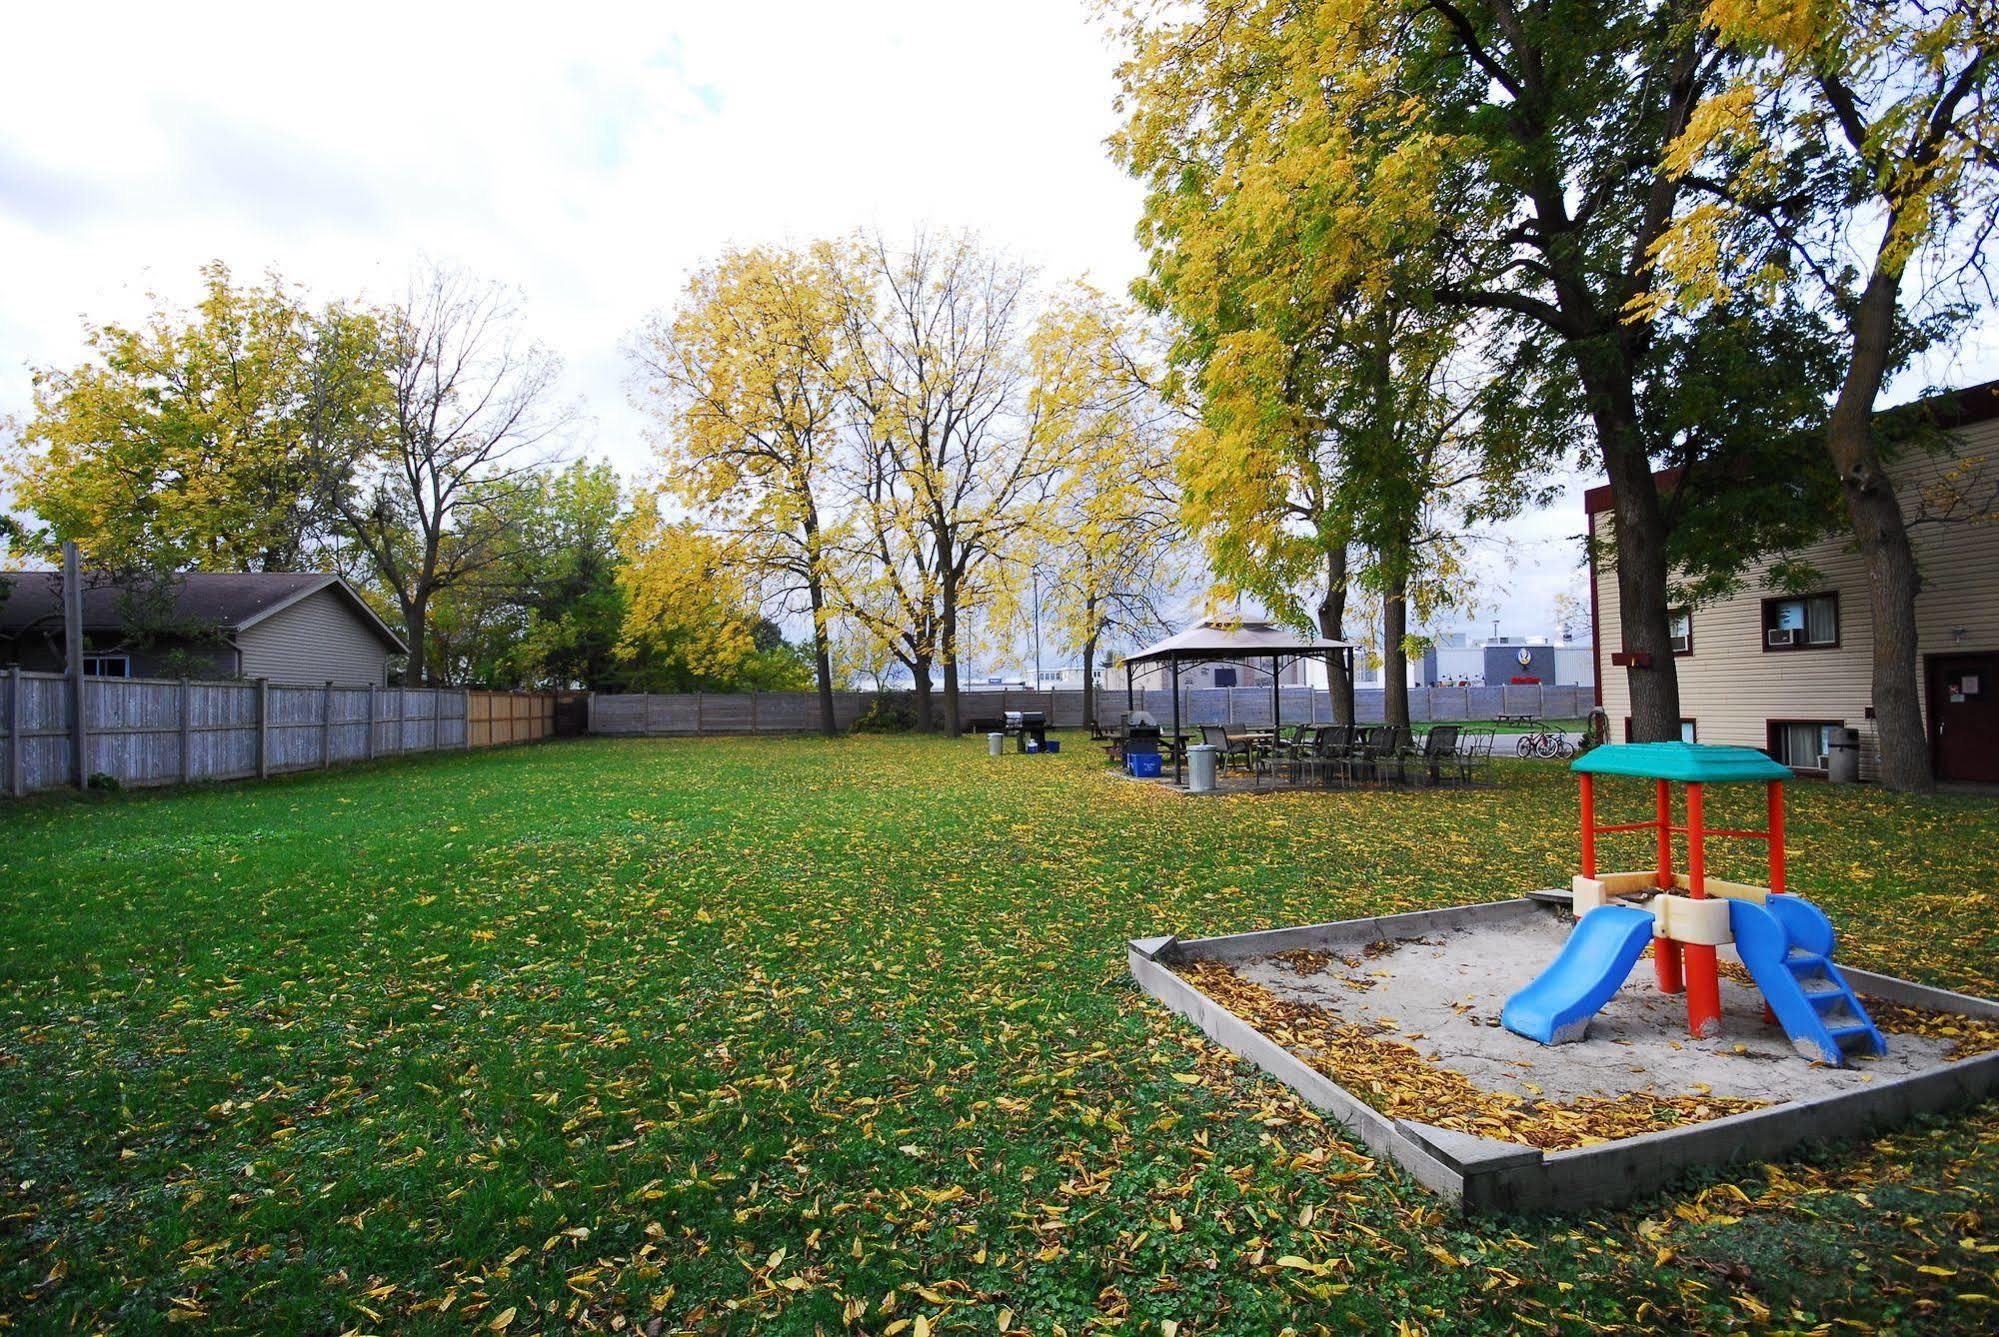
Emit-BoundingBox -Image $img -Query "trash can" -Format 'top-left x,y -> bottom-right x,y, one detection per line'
1187,743 -> 1218,793
987,731 -> 1004,758
1043,739 -> 1061,755
1827,726 -> 1861,784
1128,752 -> 1163,778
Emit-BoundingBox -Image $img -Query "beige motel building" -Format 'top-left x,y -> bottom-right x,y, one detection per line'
1589,379 -> 1999,784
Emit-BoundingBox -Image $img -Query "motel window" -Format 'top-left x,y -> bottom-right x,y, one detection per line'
1762,593 -> 1838,650
1768,721 -> 1839,771
1212,667 -> 1237,688
80,654 -> 131,678
1668,608 -> 1693,655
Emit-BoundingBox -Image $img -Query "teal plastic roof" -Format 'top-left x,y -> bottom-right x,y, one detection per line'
1571,742 -> 1792,783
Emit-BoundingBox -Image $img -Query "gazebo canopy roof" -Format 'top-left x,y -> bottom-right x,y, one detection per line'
1122,618 -> 1353,666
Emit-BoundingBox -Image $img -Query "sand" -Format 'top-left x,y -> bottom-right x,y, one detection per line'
1233,915 -> 1960,1106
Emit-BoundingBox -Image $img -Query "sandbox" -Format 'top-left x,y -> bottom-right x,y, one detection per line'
1129,897 -> 1999,1212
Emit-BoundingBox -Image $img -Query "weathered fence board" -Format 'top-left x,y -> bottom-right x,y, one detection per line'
585,683 -> 1594,738
0,671 -> 549,797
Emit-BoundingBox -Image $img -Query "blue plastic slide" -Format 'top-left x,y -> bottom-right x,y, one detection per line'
1503,904 -> 1657,1044
1729,894 -> 1885,1065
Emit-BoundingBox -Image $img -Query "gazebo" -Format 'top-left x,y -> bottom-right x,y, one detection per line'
1120,619 -> 1357,784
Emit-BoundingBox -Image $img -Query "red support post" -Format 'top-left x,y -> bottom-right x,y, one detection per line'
1653,779 -> 1683,994
1579,773 -> 1596,878
1683,782 -> 1722,1038
1767,780 -> 1786,896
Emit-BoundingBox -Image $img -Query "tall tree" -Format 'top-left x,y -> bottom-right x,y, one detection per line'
1640,0 -> 1998,790
340,265 -> 573,684
615,498 -> 813,692
426,460 -> 629,688
627,244 -> 852,735
1110,0 -> 1839,739
7,261 -> 382,573
1032,289 -> 1185,729
832,231 -> 1074,734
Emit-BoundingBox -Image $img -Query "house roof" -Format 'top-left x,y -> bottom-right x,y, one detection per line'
1582,376 -> 1999,515
0,571 -> 408,654
1122,618 -> 1353,666
1572,741 -> 1792,783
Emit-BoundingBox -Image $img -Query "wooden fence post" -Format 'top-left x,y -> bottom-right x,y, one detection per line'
695,692 -> 705,736
750,691 -> 759,735
464,688 -> 473,748
365,683 -> 377,761
7,664 -> 22,798
255,677 -> 270,779
322,681 -> 335,767
179,677 -> 193,784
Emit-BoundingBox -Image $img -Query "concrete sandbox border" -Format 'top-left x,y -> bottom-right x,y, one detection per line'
1128,897 -> 1999,1213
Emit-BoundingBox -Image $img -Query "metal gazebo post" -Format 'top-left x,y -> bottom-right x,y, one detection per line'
1171,654 -> 1183,785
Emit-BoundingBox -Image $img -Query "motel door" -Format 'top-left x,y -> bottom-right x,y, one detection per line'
1932,653 -> 1999,783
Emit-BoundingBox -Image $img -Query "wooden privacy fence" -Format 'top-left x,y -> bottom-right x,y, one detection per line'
467,690 -> 556,748
586,683 -> 1596,737
1,668 -> 557,797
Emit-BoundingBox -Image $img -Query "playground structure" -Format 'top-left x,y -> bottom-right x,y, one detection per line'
1502,742 -> 1886,1065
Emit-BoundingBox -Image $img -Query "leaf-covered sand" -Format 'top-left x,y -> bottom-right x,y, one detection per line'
2,736 -> 1996,1333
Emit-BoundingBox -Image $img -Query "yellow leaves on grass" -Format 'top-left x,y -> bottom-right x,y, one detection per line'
1179,960 -> 1769,1151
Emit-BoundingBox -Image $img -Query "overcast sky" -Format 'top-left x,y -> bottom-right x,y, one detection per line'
3,1 -> 1991,664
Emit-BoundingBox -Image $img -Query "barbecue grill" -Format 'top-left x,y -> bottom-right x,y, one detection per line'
1003,710 -> 1049,753
1120,710 -> 1162,758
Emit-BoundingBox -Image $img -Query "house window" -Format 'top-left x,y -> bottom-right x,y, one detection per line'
1212,667 -> 1238,688
1762,593 -> 1838,650
81,654 -> 131,678
1768,720 -> 1839,771
1669,608 -> 1693,656
1623,718 -> 1697,743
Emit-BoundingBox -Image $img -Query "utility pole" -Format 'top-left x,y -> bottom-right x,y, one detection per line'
1031,566 -> 1042,692
63,540 -> 87,789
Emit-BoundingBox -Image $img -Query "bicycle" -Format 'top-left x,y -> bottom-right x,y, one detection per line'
1514,725 -> 1575,760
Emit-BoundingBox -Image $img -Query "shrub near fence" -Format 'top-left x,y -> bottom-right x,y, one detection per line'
585,683 -> 1595,737
1,668 -> 557,797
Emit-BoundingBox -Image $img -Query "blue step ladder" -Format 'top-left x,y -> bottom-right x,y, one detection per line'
1729,894 -> 1886,1065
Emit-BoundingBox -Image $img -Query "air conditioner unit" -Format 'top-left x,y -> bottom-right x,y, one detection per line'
1816,753 -> 1829,771
1767,628 -> 1797,647
1670,635 -> 1691,654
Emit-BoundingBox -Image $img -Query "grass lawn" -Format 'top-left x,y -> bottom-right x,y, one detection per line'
3,735 -> 1998,1334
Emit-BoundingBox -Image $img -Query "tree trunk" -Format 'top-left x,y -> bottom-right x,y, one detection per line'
939,571 -> 962,736
1577,349 -> 1682,740
1827,269 -> 1931,792
1082,632 -> 1099,733
1316,545 -> 1352,725
807,577 -> 837,738
1382,564 -> 1410,730
403,592 -> 430,687
910,654 -> 935,733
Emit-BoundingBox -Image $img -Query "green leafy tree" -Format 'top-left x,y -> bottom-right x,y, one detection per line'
1110,0 -> 1844,739
7,261 -> 384,573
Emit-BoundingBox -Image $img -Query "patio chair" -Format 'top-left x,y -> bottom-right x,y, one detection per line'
1301,725 -> 1347,786
1350,725 -> 1398,785
1454,727 -> 1496,785
1200,724 -> 1261,776
1376,724 -> 1414,784
1413,724 -> 1461,786
1268,723 -> 1312,779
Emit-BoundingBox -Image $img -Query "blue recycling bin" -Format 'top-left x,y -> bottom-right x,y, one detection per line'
1128,752 -> 1162,778
1044,739 -> 1061,754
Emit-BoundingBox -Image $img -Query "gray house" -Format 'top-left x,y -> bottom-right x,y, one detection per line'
0,571 -> 407,685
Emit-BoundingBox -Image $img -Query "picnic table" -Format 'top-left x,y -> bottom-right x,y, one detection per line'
1494,713 -> 1540,726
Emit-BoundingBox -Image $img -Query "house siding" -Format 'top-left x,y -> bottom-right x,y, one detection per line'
1592,414 -> 1999,780
235,587 -> 395,686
